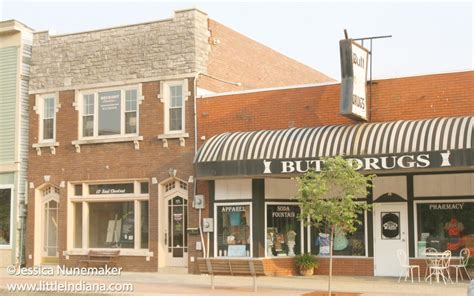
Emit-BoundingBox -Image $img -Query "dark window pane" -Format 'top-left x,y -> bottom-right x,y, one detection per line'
141,201 -> 149,249
82,115 -> 94,137
89,202 -> 134,248
125,112 -> 137,134
98,90 -> 121,135
169,108 -> 182,131
74,203 -> 82,248
0,189 -> 12,245
140,182 -> 149,194
216,204 -> 251,257
266,204 -> 301,256
43,118 -> 54,140
89,183 -> 134,195
74,185 -> 83,196
416,202 -> 474,257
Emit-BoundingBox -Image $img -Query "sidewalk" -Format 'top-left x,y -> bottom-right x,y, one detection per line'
0,267 -> 469,295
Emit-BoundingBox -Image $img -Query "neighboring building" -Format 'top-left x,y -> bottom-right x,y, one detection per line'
0,20 -> 33,267
193,70 -> 474,276
25,8 -> 333,271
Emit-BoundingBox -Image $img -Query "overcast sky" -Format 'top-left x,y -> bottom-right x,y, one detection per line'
1,0 -> 472,80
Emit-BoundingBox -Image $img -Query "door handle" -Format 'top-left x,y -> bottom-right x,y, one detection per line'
164,230 -> 168,245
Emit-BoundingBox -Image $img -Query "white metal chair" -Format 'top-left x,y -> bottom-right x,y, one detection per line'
397,249 -> 420,283
449,248 -> 471,282
424,247 -> 438,278
428,250 -> 452,284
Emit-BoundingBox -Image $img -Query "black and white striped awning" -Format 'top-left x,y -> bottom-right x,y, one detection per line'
195,116 -> 474,178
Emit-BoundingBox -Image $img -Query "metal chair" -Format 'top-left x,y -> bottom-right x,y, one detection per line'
428,250 -> 452,284
397,249 -> 420,283
424,247 -> 438,278
449,248 -> 471,282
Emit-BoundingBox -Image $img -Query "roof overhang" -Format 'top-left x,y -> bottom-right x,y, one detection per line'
194,116 -> 474,179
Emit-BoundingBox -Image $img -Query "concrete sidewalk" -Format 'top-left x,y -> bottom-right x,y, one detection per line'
0,267 -> 469,295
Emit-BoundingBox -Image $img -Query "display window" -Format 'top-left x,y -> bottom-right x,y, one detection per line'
215,203 -> 251,257
69,181 -> 149,251
416,200 -> 474,257
310,211 -> 367,257
265,203 -> 302,257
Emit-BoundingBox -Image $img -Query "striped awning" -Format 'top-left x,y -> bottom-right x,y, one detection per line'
195,116 -> 474,178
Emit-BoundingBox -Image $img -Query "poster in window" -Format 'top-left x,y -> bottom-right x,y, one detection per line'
120,213 -> 134,247
381,212 -> 400,240
99,90 -> 121,135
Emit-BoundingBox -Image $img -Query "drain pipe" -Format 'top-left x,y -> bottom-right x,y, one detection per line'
192,72 -> 241,258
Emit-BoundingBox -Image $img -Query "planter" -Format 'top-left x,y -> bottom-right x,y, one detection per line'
299,266 -> 314,276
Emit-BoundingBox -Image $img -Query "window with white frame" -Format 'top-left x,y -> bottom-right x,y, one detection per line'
265,203 -> 302,257
40,95 -> 56,142
71,181 -> 149,250
79,86 -> 140,139
215,203 -> 252,257
163,81 -> 186,134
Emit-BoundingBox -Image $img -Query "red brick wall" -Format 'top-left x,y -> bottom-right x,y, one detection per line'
26,79 -> 197,271
198,19 -> 335,93
197,71 -> 474,141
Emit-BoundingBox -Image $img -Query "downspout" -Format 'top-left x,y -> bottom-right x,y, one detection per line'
192,72 -> 241,258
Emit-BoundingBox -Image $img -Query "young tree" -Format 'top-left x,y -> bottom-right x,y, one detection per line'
296,156 -> 374,295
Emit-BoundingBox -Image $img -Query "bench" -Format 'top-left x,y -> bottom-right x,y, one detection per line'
197,258 -> 265,292
79,250 -> 120,268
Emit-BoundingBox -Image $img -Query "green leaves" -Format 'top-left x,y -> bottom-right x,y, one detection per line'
296,156 -> 374,234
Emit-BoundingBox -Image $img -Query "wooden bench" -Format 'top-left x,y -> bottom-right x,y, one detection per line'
79,250 -> 120,268
197,258 -> 265,292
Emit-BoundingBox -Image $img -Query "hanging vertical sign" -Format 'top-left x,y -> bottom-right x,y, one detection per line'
339,39 -> 369,121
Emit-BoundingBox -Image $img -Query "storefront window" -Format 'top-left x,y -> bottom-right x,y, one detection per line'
310,212 -> 366,256
416,201 -> 474,256
216,204 -> 251,257
89,202 -> 134,248
141,201 -> 149,249
266,204 -> 301,257
73,202 -> 82,248
0,188 -> 12,246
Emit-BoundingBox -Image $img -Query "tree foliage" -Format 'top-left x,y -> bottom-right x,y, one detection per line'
296,156 -> 374,232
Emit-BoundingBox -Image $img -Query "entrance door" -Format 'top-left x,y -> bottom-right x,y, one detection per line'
373,202 -> 408,276
42,199 -> 59,264
165,195 -> 188,266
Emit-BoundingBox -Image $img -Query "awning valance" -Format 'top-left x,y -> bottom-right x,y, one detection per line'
195,116 -> 474,178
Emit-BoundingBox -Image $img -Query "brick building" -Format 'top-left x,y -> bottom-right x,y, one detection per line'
193,70 -> 474,276
25,8 -> 332,271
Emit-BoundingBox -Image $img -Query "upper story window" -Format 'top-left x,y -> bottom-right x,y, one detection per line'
79,86 -> 141,139
39,94 -> 57,143
162,81 -> 187,134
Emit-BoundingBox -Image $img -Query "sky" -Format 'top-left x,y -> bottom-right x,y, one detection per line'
1,0 -> 472,80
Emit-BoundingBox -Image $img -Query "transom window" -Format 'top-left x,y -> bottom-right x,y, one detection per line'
79,86 -> 140,139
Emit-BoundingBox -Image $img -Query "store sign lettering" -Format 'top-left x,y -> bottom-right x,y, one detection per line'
272,206 -> 296,218
95,188 -> 126,194
221,206 -> 245,212
429,203 -> 464,210
264,153 -> 434,174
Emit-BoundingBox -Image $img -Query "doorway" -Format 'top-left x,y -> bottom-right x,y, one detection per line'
40,186 -> 59,264
159,179 -> 188,267
373,202 -> 408,276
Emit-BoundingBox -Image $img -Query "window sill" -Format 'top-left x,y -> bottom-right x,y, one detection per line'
32,142 -> 59,156
64,248 -> 153,258
71,136 -> 143,152
157,133 -> 189,148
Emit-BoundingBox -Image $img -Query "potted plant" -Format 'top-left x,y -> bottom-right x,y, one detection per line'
467,256 -> 474,279
295,253 -> 319,276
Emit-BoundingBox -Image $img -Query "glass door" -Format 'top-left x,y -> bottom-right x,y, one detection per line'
166,196 -> 188,266
42,199 -> 59,263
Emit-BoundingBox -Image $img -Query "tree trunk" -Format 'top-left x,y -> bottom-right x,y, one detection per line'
328,225 -> 335,296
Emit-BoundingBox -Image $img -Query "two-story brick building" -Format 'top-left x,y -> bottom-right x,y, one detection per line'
25,8 -> 332,271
